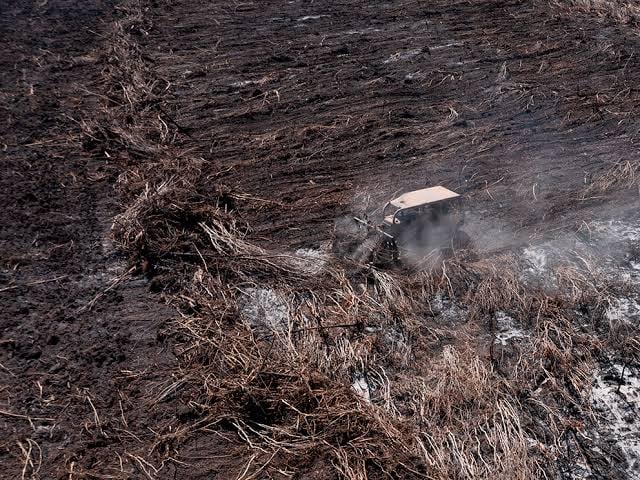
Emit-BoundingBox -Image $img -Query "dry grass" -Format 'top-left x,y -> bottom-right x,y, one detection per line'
581,159 -> 640,199
157,243 -> 624,478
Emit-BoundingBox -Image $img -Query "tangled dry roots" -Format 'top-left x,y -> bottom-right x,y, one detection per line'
91,1 -> 640,478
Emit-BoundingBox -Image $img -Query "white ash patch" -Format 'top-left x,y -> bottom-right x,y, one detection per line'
361,323 -> 410,363
229,74 -> 274,89
294,248 -> 327,274
430,41 -> 464,50
404,71 -> 426,82
297,15 -> 329,22
515,220 -> 640,289
606,265 -> 635,285
230,80 -> 255,88
431,293 -> 467,323
589,220 -> 640,244
343,28 -> 382,35
520,242 -> 566,288
351,374 -> 371,402
582,219 -> 640,285
78,270 -> 118,289
238,287 -> 289,330
523,245 -> 548,275
383,49 -> 423,64
591,363 -> 640,476
494,311 -> 528,345
606,297 -> 640,325
627,263 -> 640,286
430,293 -> 446,311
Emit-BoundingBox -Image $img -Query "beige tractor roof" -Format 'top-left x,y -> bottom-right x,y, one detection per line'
389,186 -> 459,209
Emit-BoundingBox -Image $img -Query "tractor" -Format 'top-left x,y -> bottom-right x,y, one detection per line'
334,186 -> 465,266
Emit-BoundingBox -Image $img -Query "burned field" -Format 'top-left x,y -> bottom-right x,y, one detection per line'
2,0 -> 640,478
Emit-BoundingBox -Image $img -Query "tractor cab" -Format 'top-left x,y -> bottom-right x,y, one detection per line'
381,186 -> 462,237
334,185 -> 465,266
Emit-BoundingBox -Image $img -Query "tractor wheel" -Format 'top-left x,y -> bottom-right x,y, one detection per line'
373,239 -> 398,266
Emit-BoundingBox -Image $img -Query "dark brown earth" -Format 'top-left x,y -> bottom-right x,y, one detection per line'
1,0 -> 640,478
140,0 -> 640,246
0,1 -> 178,478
